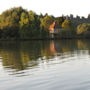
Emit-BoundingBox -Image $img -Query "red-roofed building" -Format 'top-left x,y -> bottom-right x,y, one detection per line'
49,21 -> 62,34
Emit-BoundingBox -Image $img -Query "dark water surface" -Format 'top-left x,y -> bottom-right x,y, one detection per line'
0,40 -> 90,90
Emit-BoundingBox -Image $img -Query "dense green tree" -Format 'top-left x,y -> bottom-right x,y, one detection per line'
28,11 -> 41,37
77,24 -> 90,37
40,15 -> 54,30
62,19 -> 73,30
61,19 -> 75,38
40,15 -> 54,38
55,17 -> 64,27
19,10 -> 41,39
0,7 -> 26,38
19,12 -> 30,38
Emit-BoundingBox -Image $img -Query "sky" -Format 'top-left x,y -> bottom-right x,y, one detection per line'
0,0 -> 90,17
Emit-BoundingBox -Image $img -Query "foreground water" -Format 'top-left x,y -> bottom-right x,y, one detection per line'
0,40 -> 90,90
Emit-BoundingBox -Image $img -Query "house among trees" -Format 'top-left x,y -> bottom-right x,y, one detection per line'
49,21 -> 62,34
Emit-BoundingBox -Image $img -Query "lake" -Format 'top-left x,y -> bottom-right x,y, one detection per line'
0,40 -> 90,90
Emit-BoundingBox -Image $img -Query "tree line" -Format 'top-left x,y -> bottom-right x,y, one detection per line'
0,7 -> 90,39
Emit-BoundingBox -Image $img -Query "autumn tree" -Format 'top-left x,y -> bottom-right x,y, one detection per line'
55,17 -> 64,27
0,7 -> 26,38
77,24 -> 90,37
19,12 -> 30,38
61,19 -> 75,38
62,19 -> 73,30
40,15 -> 54,30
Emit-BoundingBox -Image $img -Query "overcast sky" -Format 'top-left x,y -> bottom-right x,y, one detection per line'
0,0 -> 90,17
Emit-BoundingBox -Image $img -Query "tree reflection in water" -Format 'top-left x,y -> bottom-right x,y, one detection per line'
0,40 -> 89,73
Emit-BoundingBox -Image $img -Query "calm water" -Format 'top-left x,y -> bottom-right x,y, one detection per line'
0,40 -> 90,90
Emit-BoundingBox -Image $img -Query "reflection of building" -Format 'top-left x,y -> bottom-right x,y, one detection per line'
49,40 -> 62,54
50,41 -> 56,54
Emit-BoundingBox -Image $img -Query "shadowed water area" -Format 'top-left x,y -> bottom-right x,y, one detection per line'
0,40 -> 90,90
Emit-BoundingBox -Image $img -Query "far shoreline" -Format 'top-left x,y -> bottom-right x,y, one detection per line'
0,37 -> 90,41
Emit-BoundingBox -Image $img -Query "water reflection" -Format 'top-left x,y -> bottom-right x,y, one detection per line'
0,40 -> 89,72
